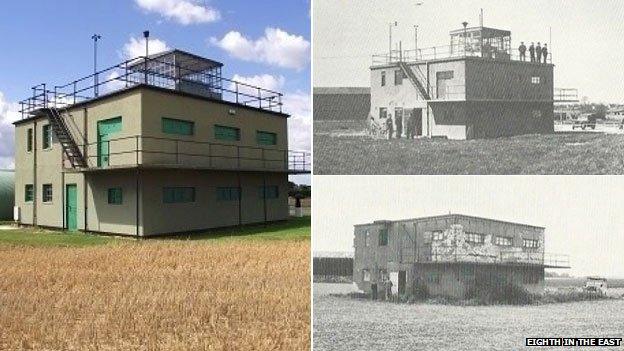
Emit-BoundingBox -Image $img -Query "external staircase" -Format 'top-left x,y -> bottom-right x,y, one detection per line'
40,107 -> 87,168
398,61 -> 431,100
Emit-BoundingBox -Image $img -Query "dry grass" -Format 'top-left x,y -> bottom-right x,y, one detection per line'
0,241 -> 310,350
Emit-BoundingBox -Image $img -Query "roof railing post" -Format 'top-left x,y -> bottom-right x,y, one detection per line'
279,93 -> 282,113
43,83 -> 47,108
73,81 -> 77,104
144,56 -> 148,85
258,87 -> 262,109
125,61 -> 129,88
235,82 -> 239,104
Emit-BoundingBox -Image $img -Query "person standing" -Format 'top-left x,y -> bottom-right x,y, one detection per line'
518,42 -> 527,61
536,42 -> 542,63
542,43 -> 548,63
529,42 -> 535,62
386,114 -> 394,139
395,113 -> 403,139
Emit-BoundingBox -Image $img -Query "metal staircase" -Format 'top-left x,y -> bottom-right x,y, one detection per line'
41,107 -> 87,168
398,61 -> 431,100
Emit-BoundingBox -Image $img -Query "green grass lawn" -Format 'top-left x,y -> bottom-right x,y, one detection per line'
314,120 -> 624,174
0,216 -> 310,247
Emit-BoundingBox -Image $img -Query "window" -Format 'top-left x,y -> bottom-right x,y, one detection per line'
394,70 -> 404,85
162,118 -> 194,136
523,239 -> 539,249
256,131 -> 277,145
217,187 -> 241,201
42,184 -> 52,203
378,228 -> 388,246
465,232 -> 485,244
107,188 -> 123,205
531,76 -> 541,84
27,128 -> 33,152
163,187 -> 195,203
427,272 -> 441,284
364,230 -> 370,247
379,107 -> 387,119
363,269 -> 371,282
259,185 -> 279,199
214,125 -> 240,141
381,71 -> 386,86
432,230 -> 444,241
42,125 -> 52,149
436,70 -> 454,80
494,236 -> 513,246
379,269 -> 388,282
25,184 -> 34,202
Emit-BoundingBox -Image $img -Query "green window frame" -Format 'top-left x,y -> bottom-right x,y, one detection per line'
107,188 -> 123,205
256,131 -> 277,145
42,124 -> 52,149
42,184 -> 52,202
27,128 -> 33,152
216,187 -> 241,201
214,125 -> 240,141
259,185 -> 279,199
163,187 -> 196,204
162,117 -> 194,136
378,228 -> 388,246
25,184 -> 34,202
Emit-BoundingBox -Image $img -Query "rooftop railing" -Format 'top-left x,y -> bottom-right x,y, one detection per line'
19,55 -> 284,119
373,45 -> 552,66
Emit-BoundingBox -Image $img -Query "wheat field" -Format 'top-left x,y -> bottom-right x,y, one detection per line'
0,240 -> 310,350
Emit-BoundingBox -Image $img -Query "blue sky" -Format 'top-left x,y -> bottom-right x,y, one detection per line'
0,0 -> 311,183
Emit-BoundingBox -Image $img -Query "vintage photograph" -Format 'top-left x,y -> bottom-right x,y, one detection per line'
313,176 -> 624,350
313,0 -> 624,174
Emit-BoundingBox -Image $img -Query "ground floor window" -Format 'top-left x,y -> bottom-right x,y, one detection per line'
25,184 -> 34,202
259,185 -> 279,199
107,188 -> 123,205
217,187 -> 241,201
379,107 -> 387,119
363,269 -> 370,282
494,236 -> 513,246
163,187 -> 195,203
42,184 -> 52,202
432,230 -> 444,241
465,232 -> 485,244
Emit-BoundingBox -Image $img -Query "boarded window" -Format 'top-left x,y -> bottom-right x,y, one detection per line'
107,188 -> 123,205
162,118 -> 194,136
42,184 -> 52,202
381,71 -> 386,86
217,187 -> 241,201
495,236 -> 513,246
25,184 -> 34,202
465,232 -> 485,244
436,70 -> 454,80
379,107 -> 387,119
256,131 -> 277,145
42,125 -> 52,149
214,125 -> 240,141
394,70 -> 403,85
259,185 -> 279,199
378,228 -> 388,246
163,187 -> 195,203
523,239 -> 539,249
27,128 -> 33,151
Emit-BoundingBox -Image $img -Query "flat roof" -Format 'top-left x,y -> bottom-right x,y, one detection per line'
355,213 -> 545,229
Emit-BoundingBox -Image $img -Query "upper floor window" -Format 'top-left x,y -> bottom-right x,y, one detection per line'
25,184 -> 34,202
27,128 -> 33,152
42,125 -> 52,149
163,187 -> 195,203
364,230 -> 370,247
256,131 -> 277,145
465,232 -> 485,244
494,236 -> 513,246
215,125 -> 240,141
259,185 -> 279,199
378,228 -> 388,246
107,188 -> 123,205
381,71 -> 386,86
42,184 -> 53,202
394,70 -> 403,85
432,230 -> 444,241
437,70 -> 454,80
162,117 -> 194,136
379,107 -> 387,119
531,76 -> 541,84
217,187 -> 241,201
523,238 -> 539,249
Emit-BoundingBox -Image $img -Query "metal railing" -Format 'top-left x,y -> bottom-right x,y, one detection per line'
554,88 -> 579,102
62,135 -> 310,173
373,45 -> 552,65
19,55 -> 284,119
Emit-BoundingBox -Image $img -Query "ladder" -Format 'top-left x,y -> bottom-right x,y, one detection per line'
41,107 -> 87,168
398,61 -> 431,100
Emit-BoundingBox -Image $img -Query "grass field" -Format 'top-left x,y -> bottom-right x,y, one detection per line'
0,218 -> 310,350
313,283 -> 624,351
314,120 -> 624,174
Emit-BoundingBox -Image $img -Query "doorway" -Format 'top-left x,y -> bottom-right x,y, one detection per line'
413,108 -> 423,136
65,184 -> 77,231
97,117 -> 122,167
398,271 -> 406,295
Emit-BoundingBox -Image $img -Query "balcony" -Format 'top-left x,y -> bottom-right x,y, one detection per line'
64,135 -> 310,174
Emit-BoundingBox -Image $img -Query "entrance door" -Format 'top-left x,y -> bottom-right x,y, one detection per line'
398,271 -> 406,295
413,108 -> 423,136
65,184 -> 77,231
371,283 -> 378,300
97,117 -> 122,167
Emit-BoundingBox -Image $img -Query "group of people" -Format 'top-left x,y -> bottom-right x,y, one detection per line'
384,113 -> 418,139
518,42 -> 549,63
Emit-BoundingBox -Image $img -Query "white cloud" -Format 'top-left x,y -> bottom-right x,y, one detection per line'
0,91 -> 20,169
135,0 -> 220,25
210,28 -> 310,70
283,91 -> 311,153
230,74 -> 285,96
122,36 -> 170,59
102,71 -> 126,94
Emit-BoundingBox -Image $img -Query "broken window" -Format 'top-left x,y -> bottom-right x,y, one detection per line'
379,107 -> 387,119
432,230 -> 444,241
523,239 -> 539,249
465,232 -> 485,244
363,269 -> 371,282
495,236 -> 513,246
381,71 -> 386,86
378,228 -> 388,246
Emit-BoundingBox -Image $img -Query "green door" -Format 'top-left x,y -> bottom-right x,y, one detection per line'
66,184 -> 77,231
97,117 -> 122,167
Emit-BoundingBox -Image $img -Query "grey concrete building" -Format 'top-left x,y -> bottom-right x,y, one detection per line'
13,50 -> 309,236
353,214 -> 569,299
370,26 -> 555,139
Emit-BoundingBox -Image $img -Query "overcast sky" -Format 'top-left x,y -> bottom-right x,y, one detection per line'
313,176 -> 624,278
313,0 -> 624,104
